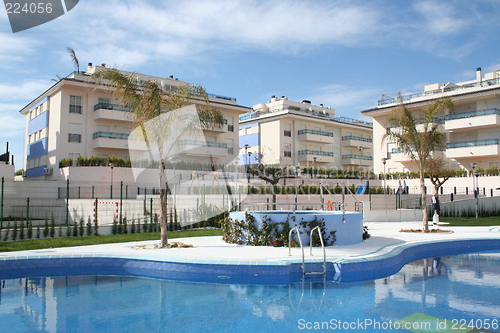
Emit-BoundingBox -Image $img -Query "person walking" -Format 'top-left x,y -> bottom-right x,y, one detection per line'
432,192 -> 440,226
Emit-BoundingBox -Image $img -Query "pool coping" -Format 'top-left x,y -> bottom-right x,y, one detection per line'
0,223 -> 499,284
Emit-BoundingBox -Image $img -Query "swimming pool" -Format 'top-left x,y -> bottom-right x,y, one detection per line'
1,251 -> 499,333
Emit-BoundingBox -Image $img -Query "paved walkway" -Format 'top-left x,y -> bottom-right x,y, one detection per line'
1,222 -> 499,265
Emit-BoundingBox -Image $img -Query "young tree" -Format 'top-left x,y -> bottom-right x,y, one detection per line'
247,164 -> 288,210
426,154 -> 454,194
94,68 -> 224,247
383,96 -> 454,231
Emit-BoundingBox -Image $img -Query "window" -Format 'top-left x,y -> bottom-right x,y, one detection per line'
284,151 -> 292,157
227,117 -> 234,132
69,95 -> 82,114
68,123 -> 82,142
68,134 -> 81,143
98,97 -> 111,106
226,139 -> 234,155
284,130 -> 292,137
68,153 -> 80,162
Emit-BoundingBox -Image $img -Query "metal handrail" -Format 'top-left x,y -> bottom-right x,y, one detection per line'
309,226 -> 326,277
289,226 -> 305,275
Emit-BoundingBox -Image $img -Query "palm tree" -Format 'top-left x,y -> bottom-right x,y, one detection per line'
383,96 -> 454,231
67,47 -> 80,73
93,68 -> 224,247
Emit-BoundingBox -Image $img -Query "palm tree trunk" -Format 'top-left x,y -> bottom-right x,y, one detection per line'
421,170 -> 429,231
159,161 -> 169,247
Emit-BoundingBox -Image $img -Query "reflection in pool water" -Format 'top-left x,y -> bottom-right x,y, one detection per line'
0,252 -> 499,332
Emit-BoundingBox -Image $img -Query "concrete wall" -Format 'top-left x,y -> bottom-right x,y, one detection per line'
363,202 -> 423,222
439,195 -> 500,217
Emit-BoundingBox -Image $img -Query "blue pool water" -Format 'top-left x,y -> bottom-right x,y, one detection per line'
0,251 -> 499,332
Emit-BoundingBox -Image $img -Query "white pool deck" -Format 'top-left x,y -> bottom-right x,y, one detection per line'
1,222 -> 500,265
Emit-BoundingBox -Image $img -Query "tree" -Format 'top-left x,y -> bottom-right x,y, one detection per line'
426,154 -> 454,194
94,68 -> 224,247
247,164 -> 288,209
383,96 -> 454,231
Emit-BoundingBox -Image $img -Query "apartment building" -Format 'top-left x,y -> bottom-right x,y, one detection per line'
239,97 -> 373,170
19,64 -> 250,179
362,67 -> 500,174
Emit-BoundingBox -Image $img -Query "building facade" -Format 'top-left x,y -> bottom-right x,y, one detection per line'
362,67 -> 500,174
239,96 -> 373,170
19,64 -> 250,179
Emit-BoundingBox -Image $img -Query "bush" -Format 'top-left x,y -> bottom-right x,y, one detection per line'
59,158 -> 72,167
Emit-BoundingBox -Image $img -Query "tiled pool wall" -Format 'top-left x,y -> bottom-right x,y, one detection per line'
230,210 -> 363,245
1,237 -> 500,284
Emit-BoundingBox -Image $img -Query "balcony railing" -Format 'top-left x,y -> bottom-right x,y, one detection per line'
240,107 -> 332,121
207,93 -> 237,102
298,150 -> 334,156
446,138 -> 500,149
93,131 -> 129,140
342,135 -> 372,143
391,146 -> 445,153
445,108 -> 500,120
178,140 -> 228,148
334,116 -> 373,127
94,103 -> 130,112
298,129 -> 334,137
379,78 -> 500,106
342,154 -> 373,160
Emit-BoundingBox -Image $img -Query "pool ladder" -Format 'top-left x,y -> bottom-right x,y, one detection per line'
289,226 -> 326,280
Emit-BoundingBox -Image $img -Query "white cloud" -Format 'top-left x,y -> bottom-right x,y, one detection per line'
0,32 -> 38,64
51,0 -> 384,67
0,80 -> 49,101
0,104 -> 26,136
311,84 -> 380,111
393,0 -> 494,59
412,1 -> 469,35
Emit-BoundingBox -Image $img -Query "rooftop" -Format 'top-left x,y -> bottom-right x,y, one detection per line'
378,67 -> 500,107
240,96 -> 372,128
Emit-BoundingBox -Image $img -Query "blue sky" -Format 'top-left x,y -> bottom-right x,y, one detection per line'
1,0 -> 500,169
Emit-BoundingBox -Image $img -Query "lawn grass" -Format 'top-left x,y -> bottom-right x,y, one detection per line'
439,216 -> 500,227
0,228 -> 223,252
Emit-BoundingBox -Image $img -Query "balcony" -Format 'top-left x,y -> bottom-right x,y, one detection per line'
178,140 -> 228,157
93,131 -> 129,150
341,135 -> 373,147
202,121 -> 229,133
297,150 -> 334,163
297,129 -> 333,143
334,116 -> 373,128
446,139 -> 500,158
389,151 -> 413,162
341,154 -> 373,166
445,108 -> 500,131
94,103 -> 133,122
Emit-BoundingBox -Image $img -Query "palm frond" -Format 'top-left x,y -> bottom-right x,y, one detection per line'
66,47 -> 80,73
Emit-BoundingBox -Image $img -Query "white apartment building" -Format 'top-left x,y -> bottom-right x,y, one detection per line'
19,64 -> 250,180
362,67 -> 500,174
239,96 -> 373,170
